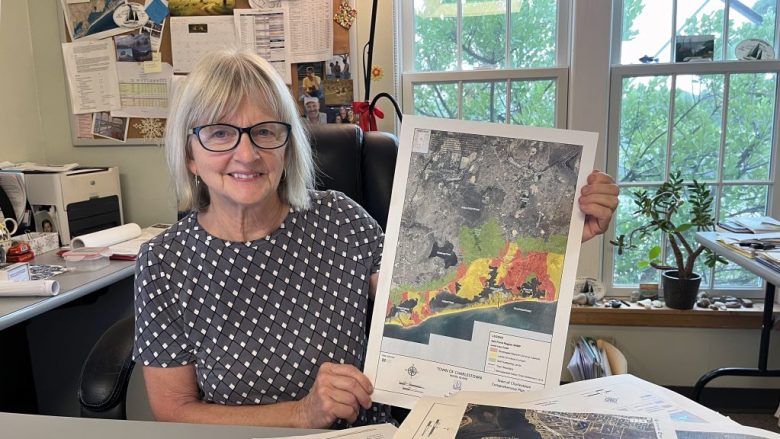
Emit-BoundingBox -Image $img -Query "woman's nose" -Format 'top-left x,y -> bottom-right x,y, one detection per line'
233,132 -> 259,161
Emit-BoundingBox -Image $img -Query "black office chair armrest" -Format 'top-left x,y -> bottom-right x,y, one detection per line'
78,315 -> 136,419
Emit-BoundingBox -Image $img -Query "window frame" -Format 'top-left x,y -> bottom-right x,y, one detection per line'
603,0 -> 780,298
398,0 -> 572,128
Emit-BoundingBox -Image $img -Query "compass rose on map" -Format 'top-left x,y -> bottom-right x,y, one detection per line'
406,364 -> 418,377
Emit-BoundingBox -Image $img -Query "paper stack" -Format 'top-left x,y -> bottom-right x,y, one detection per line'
567,337 -> 626,381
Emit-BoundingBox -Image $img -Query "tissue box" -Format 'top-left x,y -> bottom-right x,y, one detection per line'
13,232 -> 60,255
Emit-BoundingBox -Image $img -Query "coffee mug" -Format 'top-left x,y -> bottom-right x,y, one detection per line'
0,217 -> 18,241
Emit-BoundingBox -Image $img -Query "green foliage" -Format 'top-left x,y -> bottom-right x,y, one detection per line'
459,218 -> 505,265
515,234 -> 566,254
610,172 -> 726,279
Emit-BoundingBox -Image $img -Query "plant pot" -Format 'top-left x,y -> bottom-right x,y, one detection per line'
662,270 -> 702,310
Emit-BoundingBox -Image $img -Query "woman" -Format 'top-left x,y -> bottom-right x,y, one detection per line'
134,48 -> 618,429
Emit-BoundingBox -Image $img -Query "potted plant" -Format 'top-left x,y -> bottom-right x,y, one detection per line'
610,172 -> 726,309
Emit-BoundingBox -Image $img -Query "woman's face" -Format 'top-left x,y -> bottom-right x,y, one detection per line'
339,107 -> 347,118
187,98 -> 287,214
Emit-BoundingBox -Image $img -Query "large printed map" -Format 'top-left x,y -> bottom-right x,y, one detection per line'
365,116 -> 597,408
384,128 -> 581,343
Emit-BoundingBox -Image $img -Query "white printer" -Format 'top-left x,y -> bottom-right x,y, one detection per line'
24,167 -> 123,244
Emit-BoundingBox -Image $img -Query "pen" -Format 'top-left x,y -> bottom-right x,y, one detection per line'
620,300 -> 631,308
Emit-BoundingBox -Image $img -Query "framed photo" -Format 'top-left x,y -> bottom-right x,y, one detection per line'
676,35 -> 714,62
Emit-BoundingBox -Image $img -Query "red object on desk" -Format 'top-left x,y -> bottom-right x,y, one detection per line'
6,242 -> 34,262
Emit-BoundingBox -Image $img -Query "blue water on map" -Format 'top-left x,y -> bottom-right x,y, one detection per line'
383,300 -> 557,344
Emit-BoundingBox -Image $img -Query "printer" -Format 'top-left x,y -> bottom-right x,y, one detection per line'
24,167 -> 123,245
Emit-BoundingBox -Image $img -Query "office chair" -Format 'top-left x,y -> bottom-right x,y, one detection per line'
78,124 -> 398,419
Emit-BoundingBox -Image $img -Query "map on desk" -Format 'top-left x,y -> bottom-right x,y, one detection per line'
364,116 -> 597,408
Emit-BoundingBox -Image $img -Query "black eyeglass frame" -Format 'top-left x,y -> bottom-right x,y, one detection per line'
189,121 -> 292,152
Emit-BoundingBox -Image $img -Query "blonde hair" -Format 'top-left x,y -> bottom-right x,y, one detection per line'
166,48 -> 315,212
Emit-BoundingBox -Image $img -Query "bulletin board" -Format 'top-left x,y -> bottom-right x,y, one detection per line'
61,0 -> 354,146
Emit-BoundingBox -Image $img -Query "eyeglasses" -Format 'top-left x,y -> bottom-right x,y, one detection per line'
189,121 -> 291,152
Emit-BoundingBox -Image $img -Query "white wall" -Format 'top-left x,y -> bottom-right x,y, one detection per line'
0,1 -> 45,163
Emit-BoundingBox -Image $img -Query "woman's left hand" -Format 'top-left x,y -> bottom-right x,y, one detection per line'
579,170 -> 619,243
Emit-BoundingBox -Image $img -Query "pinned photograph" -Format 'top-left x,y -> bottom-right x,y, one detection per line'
169,0 -> 236,16
33,208 -> 57,234
92,111 -> 129,142
326,105 -> 357,125
114,33 -> 153,62
675,35 -> 714,62
297,62 -> 325,100
140,20 -> 165,52
323,79 -> 353,106
326,54 -> 351,80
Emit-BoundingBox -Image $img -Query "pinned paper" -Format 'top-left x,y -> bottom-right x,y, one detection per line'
144,52 -> 163,73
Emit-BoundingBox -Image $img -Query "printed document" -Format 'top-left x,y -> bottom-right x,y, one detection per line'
397,396 -> 675,439
364,115 -> 597,408
234,8 -> 292,84
62,39 -> 121,114
112,62 -> 173,119
284,0 -> 332,63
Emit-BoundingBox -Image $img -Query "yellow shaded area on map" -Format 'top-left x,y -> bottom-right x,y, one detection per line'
547,252 -> 564,299
457,258 -> 491,300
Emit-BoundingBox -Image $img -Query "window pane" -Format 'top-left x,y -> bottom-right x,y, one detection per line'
728,1 -> 776,60
716,184 -> 767,289
724,72 -> 776,181
612,190 -> 661,286
618,76 -> 670,183
670,75 -> 723,180
719,185 -> 768,221
462,0 -> 507,70
620,0 -> 673,64
463,81 -> 507,123
412,83 -> 459,119
414,0 -> 458,72
509,0 -> 556,68
677,1 -> 724,61
509,79 -> 555,127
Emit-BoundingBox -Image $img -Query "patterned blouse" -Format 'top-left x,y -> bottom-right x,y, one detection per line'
133,190 -> 394,427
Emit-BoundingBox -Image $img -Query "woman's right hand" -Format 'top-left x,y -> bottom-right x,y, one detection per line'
295,362 -> 374,428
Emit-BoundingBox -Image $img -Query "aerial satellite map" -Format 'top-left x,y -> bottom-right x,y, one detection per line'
456,404 -> 662,439
384,128 -> 582,344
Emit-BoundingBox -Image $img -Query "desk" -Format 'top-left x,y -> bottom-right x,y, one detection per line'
0,252 -> 135,416
1,412 -> 318,439
0,251 -> 134,330
694,232 -> 780,401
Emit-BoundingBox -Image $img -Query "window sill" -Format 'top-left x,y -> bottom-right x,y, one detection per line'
569,301 -> 778,329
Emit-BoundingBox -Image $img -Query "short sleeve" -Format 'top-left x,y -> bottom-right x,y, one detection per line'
132,241 -> 194,367
332,191 -> 384,274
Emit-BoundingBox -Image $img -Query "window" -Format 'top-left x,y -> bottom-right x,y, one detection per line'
605,0 -> 780,296
399,0 -> 569,128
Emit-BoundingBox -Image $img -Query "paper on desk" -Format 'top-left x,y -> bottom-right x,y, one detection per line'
254,423 -> 397,439
675,421 -> 779,438
0,280 -> 60,296
451,374 -> 734,428
61,39 -> 121,114
71,223 -> 142,249
397,395 -> 675,439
